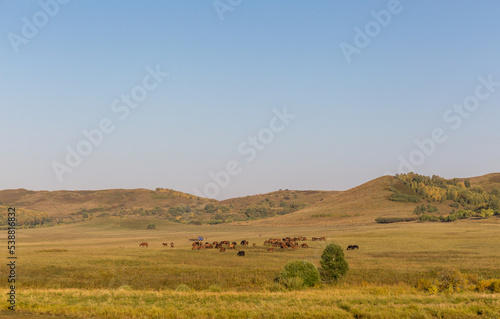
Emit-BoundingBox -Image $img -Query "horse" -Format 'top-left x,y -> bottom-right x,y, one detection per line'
139,242 -> 148,248
170,242 -> 174,248
301,243 -> 309,248
267,248 -> 274,252
237,251 -> 245,256
219,247 -> 226,252
162,243 -> 168,247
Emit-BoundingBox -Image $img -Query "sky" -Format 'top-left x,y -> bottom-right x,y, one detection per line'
1,0 -> 499,200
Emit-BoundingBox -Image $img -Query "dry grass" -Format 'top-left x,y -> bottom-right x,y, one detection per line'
1,288 -> 498,319
0,173 -> 499,318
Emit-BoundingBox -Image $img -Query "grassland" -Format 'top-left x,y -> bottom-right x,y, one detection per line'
1,217 -> 499,318
0,174 -> 499,317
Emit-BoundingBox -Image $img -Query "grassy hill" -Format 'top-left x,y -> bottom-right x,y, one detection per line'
0,188 -> 214,225
248,173 -> 500,226
1,173 -> 499,227
247,176 -> 414,226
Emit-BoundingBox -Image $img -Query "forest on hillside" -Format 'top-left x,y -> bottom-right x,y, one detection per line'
379,173 -> 500,223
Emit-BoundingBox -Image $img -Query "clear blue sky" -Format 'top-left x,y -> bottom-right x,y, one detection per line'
1,1 -> 499,199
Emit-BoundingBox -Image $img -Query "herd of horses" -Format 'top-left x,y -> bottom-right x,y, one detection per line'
138,237 -> 359,256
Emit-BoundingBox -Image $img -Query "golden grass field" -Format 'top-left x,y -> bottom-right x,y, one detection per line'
1,216 -> 499,318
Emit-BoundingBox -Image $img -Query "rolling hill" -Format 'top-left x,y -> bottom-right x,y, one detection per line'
1,173 -> 499,227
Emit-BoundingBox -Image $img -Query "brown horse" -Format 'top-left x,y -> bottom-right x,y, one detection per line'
267,248 -> 274,252
170,242 -> 174,248
301,243 -> 309,248
162,243 -> 168,247
219,247 -> 226,252
139,242 -> 148,248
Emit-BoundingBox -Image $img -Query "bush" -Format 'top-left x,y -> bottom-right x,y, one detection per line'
175,284 -> 191,292
146,224 -> 156,229
481,279 -> 500,293
418,269 -> 469,293
436,269 -> 468,293
419,214 -> 440,222
375,217 -> 418,224
278,260 -> 320,288
319,244 -> 349,283
389,192 -> 420,202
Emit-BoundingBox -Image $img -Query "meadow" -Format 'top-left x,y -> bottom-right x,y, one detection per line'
1,216 -> 499,318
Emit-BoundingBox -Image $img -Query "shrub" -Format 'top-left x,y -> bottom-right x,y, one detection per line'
417,278 -> 438,294
278,260 -> 320,288
417,269 -> 470,293
375,217 -> 418,224
389,192 -> 420,202
319,244 -> 349,283
146,224 -> 156,229
419,214 -> 440,222
436,269 -> 468,293
175,284 -> 191,292
482,279 -> 500,293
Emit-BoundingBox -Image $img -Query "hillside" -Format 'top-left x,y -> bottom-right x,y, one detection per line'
246,176 -> 408,226
0,188 -> 214,225
247,173 -> 500,226
0,187 -> 332,226
1,173 -> 499,227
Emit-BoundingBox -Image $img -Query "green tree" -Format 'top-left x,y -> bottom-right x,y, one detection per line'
464,179 -> 471,188
319,243 -> 349,283
278,260 -> 320,288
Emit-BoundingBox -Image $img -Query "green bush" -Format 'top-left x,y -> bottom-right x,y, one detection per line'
419,214 -> 440,222
389,192 -> 420,202
319,244 -> 349,283
375,217 -> 418,224
278,260 -> 320,288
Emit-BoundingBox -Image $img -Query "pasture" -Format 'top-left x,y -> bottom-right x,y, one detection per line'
1,216 -> 499,318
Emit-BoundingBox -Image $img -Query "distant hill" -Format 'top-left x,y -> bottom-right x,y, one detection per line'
247,173 -> 500,226
0,173 -> 498,227
247,176 -> 407,226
